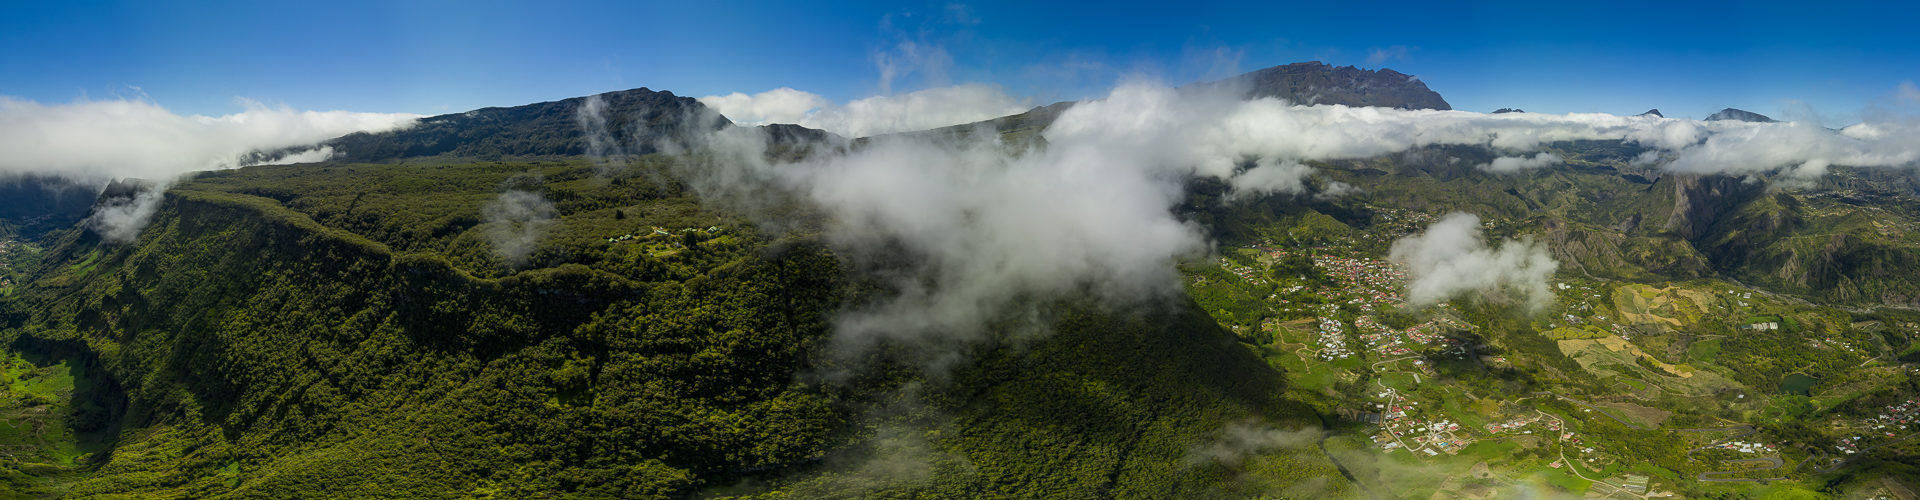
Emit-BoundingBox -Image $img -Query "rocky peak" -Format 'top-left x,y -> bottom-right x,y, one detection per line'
1230,61 -> 1451,110
1705,108 -> 1776,123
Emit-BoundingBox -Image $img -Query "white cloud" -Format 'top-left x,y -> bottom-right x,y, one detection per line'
88,188 -> 164,244
1478,152 -> 1561,173
482,190 -> 558,266
1899,80 -> 1920,105
0,96 -> 421,182
1389,213 -> 1557,310
670,79 -> 1920,363
256,146 -> 337,165
695,88 -> 830,127
1230,159 -> 1314,198
0,95 -> 420,242
706,77 -> 1920,182
1663,120 -> 1920,179
1317,180 -> 1362,199
700,84 -> 1028,138
1185,422 -> 1322,467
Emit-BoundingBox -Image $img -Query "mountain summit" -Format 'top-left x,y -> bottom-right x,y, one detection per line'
1232,61 -> 1451,110
320,88 -> 724,162
1705,107 -> 1776,122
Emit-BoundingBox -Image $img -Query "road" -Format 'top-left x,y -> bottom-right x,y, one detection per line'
1539,410 -> 1641,499
1681,425 -> 1754,458
1369,380 -> 1422,455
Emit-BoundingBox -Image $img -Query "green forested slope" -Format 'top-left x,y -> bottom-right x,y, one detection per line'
0,158 -> 1344,498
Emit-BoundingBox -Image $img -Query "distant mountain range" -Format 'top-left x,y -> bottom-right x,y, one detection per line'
312,62 -> 1453,164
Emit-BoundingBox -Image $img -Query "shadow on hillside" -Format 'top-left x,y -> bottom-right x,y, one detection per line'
10,335 -> 128,468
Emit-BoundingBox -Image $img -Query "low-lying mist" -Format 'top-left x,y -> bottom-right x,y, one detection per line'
0,95 -> 421,241
651,77 -> 1920,365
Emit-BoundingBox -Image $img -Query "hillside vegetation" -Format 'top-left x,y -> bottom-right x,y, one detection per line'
0,156 -> 1342,498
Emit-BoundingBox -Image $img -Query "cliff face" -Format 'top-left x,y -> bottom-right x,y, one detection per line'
1661,174 -> 1767,240
924,61 -> 1455,142
322,87 -> 725,162
1233,62 -> 1452,110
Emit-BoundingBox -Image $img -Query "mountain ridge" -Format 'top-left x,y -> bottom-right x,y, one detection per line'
1706,107 -> 1777,122
1228,61 -> 1452,110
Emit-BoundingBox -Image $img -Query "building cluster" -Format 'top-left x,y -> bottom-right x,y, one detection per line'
1406,421 -> 1470,456
1369,392 -> 1470,456
605,226 -> 723,245
1810,335 -> 1860,353
1354,315 -> 1464,357
1877,398 -> 1919,427
1219,257 -> 1268,286
1310,255 -> 1407,309
1483,411 -> 1585,451
1712,440 -> 1777,454
1372,208 -> 1438,234
1316,317 -> 1354,360
1483,415 -> 1543,434
1374,391 -> 1413,420
1835,435 -> 1867,455
1836,397 -> 1920,454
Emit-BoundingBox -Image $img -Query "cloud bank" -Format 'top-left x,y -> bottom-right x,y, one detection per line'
0,95 -> 421,242
0,96 -> 421,182
88,189 -> 165,244
1478,152 -> 1561,173
1389,213 -> 1558,309
670,79 -> 1920,362
699,84 -> 1028,138
1185,422 -> 1322,467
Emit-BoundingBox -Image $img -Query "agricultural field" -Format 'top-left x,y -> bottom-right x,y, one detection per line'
1182,203 -> 1920,498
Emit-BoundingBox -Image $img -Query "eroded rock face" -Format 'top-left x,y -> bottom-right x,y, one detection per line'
322,87 -> 741,162
1231,61 -> 1452,110
1661,174 -> 1765,240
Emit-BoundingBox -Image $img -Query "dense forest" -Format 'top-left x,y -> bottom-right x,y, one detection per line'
0,155 -> 1346,497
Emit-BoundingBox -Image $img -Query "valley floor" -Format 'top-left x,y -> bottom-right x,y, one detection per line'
1186,206 -> 1920,499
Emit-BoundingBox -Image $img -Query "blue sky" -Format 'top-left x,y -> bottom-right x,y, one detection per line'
4,0 -> 1916,123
